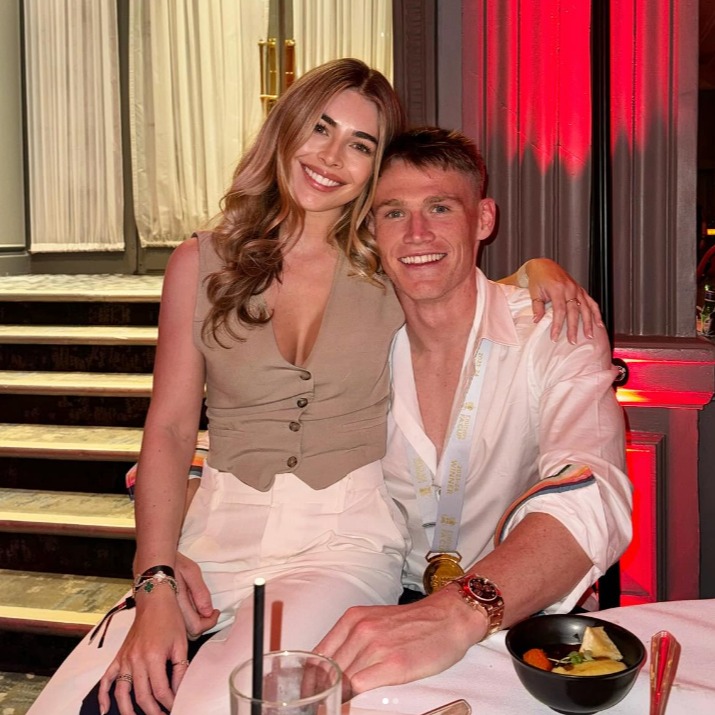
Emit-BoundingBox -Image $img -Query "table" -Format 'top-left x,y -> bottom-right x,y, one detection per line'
350,599 -> 715,714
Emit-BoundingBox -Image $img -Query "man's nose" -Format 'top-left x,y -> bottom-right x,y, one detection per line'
406,214 -> 434,243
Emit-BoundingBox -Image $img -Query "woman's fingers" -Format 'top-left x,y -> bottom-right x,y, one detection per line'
98,664 -> 119,715
531,298 -> 547,323
114,671 -> 138,715
170,656 -> 191,696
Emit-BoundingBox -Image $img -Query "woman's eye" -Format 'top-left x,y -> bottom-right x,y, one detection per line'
314,122 -> 328,135
352,142 -> 373,156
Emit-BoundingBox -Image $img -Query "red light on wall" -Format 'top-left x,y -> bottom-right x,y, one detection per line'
479,0 -> 591,176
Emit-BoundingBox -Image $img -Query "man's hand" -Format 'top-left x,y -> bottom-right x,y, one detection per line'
314,587 -> 487,698
175,552 -> 219,639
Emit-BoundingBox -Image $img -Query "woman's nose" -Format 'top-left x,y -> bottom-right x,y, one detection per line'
318,138 -> 343,167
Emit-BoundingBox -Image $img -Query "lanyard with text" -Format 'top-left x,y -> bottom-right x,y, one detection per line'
406,338 -> 493,593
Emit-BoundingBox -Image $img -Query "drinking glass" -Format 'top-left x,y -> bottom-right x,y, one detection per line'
229,650 -> 342,715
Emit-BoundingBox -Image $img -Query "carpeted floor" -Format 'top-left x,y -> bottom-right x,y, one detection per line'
0,671 -> 49,715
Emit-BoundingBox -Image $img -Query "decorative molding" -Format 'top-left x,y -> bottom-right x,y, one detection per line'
614,337 -> 715,409
622,431 -> 664,605
615,336 -> 715,601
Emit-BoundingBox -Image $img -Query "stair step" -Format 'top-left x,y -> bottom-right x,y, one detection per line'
0,371 -> 152,397
0,424 -> 142,461
0,274 -> 162,302
0,488 -> 135,538
0,569 -> 131,637
0,671 -> 51,715
0,325 -> 157,345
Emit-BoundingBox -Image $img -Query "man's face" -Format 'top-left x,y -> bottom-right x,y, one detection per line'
372,159 -> 495,307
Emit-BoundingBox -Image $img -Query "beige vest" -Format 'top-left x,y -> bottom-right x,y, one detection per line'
193,232 -> 404,491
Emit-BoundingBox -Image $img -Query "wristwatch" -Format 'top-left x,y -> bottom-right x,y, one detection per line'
452,574 -> 504,637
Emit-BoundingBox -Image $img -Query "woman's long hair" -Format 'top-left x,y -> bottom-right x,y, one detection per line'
204,58 -> 406,340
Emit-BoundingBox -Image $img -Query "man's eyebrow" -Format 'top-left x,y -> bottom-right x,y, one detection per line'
320,113 -> 378,145
373,197 -> 403,210
425,194 -> 463,204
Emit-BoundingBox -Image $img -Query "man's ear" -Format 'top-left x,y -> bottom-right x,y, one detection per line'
476,198 -> 496,240
366,211 -> 376,236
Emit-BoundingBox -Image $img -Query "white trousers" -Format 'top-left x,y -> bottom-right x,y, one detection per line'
28,462 -> 409,715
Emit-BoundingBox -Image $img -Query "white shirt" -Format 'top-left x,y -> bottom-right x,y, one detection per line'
383,269 -> 633,612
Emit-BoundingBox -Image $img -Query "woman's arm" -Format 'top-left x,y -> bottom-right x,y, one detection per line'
99,237 -> 207,715
499,258 -> 603,344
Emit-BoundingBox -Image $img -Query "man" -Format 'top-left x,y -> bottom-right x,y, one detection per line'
313,127 -> 632,694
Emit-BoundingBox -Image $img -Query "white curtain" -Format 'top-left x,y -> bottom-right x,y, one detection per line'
129,0 -> 267,248
130,0 -> 392,248
24,0 -> 124,252
293,0 -> 393,80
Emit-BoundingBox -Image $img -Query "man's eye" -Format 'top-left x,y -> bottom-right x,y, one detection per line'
432,204 -> 450,213
383,210 -> 403,219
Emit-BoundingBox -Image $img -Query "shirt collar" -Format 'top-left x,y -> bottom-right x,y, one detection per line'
472,268 -> 521,349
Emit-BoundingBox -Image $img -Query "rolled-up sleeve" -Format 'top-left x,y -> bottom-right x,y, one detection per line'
498,327 -> 633,612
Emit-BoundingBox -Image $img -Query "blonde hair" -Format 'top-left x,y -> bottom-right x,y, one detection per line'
204,58 -> 405,340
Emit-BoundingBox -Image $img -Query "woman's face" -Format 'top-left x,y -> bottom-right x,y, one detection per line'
290,89 -> 380,220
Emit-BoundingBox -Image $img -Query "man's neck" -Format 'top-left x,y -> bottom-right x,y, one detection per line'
401,281 -> 478,359
400,279 -> 479,458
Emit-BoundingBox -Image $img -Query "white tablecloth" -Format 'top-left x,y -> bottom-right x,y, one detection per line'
350,599 -> 715,714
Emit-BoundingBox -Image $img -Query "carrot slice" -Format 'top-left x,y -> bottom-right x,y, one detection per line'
523,648 -> 553,671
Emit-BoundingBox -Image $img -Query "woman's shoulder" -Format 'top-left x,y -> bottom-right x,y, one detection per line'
168,235 -> 200,268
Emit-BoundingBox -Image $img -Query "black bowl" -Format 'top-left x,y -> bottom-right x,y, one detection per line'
505,614 -> 646,714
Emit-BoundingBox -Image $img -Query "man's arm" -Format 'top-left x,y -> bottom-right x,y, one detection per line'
315,513 -> 591,697
316,323 -> 631,697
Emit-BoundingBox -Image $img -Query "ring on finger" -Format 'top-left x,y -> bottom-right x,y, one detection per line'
566,298 -> 582,306
116,673 -> 133,684
172,659 -> 190,667
531,298 -> 546,304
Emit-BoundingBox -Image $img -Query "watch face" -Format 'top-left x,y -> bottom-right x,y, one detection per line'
468,576 -> 499,602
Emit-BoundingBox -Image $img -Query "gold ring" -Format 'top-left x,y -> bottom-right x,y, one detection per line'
116,673 -> 133,684
566,298 -> 582,306
531,298 -> 546,304
172,659 -> 190,667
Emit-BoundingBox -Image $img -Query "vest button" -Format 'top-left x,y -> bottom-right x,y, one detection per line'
287,456 -> 298,468
299,371 -> 311,380
289,421 -> 300,432
296,398 -> 308,408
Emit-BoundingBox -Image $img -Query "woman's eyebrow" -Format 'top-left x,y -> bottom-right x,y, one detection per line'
321,113 -> 378,145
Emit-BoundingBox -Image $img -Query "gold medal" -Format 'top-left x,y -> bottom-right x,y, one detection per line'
423,552 -> 464,594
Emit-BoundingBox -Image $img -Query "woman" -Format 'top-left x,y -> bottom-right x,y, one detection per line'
28,59 -> 597,715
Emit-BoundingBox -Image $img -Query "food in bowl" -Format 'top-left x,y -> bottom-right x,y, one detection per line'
505,614 -> 646,714
522,626 -> 627,676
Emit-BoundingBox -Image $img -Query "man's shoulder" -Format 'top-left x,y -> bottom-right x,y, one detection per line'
483,280 -> 552,344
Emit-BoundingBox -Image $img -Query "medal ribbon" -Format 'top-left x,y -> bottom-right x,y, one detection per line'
406,339 -> 493,553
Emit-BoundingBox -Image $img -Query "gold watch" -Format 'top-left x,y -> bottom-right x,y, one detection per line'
452,574 -> 504,637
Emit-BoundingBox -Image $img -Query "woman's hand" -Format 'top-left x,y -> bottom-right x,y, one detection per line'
98,588 -> 188,715
175,552 -> 220,639
521,259 -> 603,343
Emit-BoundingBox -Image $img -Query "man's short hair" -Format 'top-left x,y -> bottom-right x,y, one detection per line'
380,127 -> 488,196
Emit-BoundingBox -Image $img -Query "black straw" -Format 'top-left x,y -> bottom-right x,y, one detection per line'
252,577 -> 265,715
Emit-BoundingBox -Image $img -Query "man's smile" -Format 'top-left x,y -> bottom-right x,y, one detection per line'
399,253 -> 447,265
